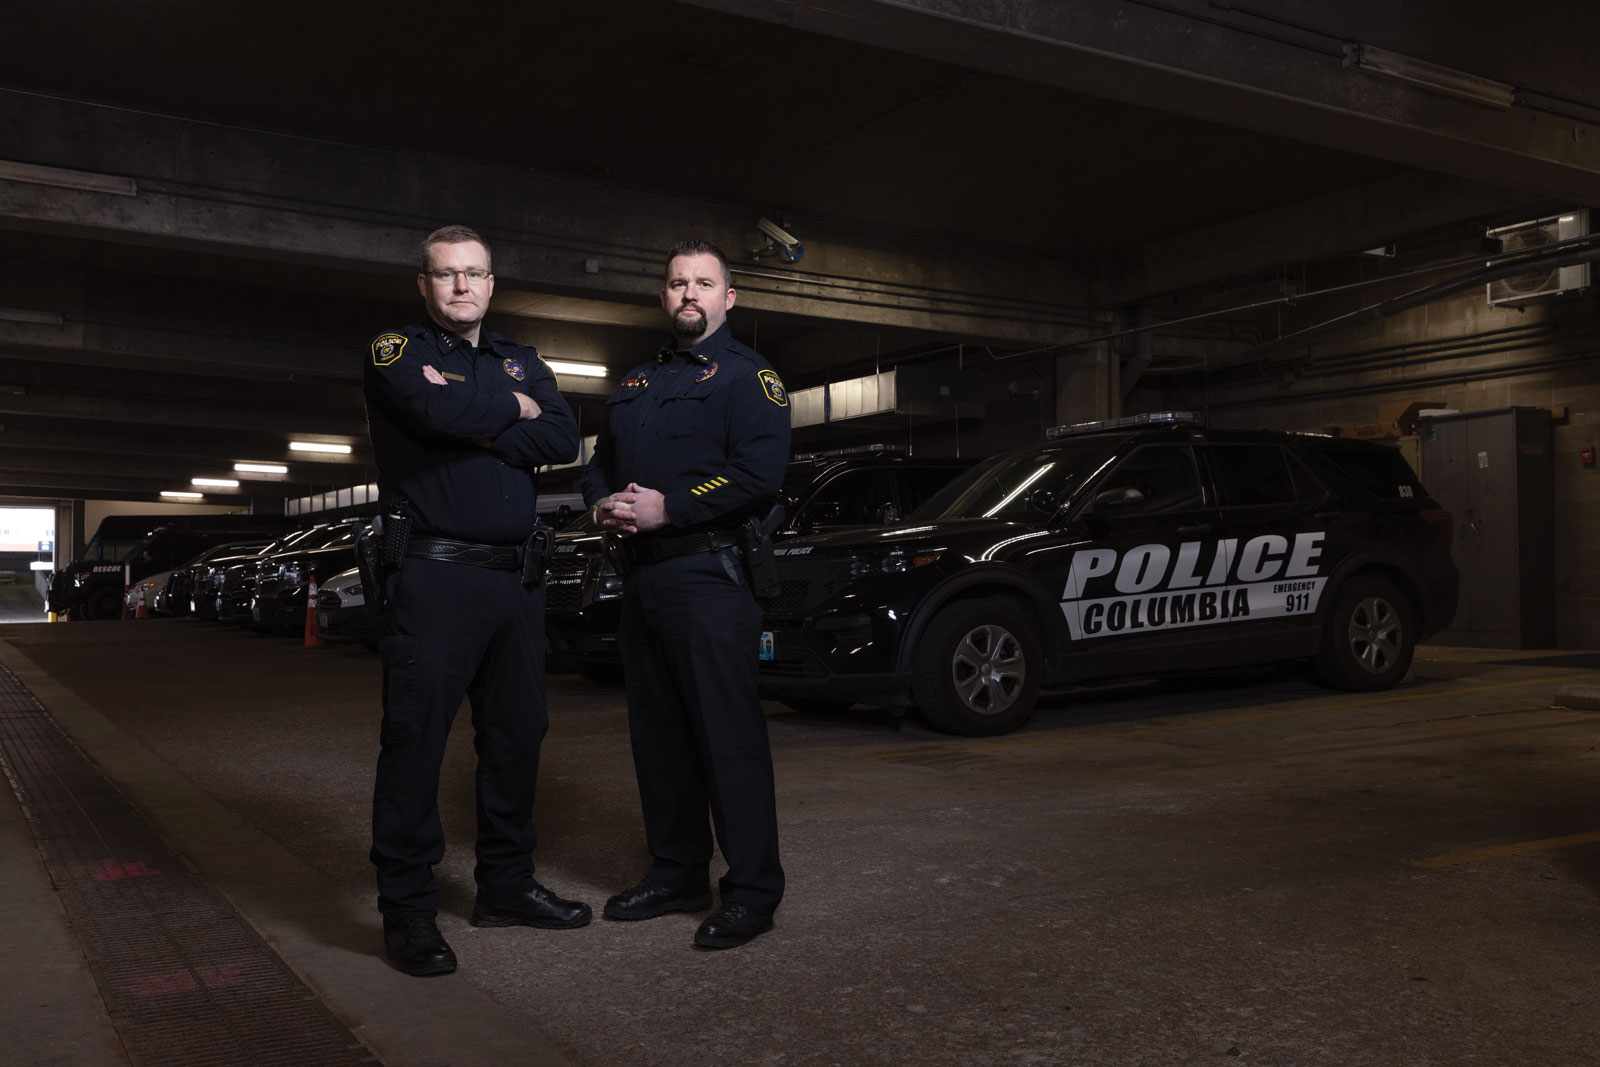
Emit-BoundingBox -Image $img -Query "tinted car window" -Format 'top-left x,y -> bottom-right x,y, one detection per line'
1208,444 -> 1297,507
1306,439 -> 1424,499
800,469 -> 898,526
1089,444 -> 1203,515
914,440 -> 1114,521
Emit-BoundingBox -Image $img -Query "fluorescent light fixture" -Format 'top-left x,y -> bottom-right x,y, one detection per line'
288,441 -> 353,454
161,490 -> 203,499
0,159 -> 139,196
0,307 -> 65,326
192,477 -> 240,488
234,462 -> 289,474
1342,43 -> 1515,109
546,359 -> 609,378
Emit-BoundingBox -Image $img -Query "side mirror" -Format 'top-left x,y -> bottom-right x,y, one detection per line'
1027,488 -> 1059,515
875,501 -> 902,524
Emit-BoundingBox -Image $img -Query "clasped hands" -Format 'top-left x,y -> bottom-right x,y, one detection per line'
596,484 -> 668,538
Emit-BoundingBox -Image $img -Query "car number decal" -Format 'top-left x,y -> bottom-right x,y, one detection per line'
1059,532 -> 1327,640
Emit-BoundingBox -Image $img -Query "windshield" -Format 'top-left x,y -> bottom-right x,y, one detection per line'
119,528 -> 171,562
82,535 -> 144,562
910,440 -> 1117,522
561,510 -> 601,534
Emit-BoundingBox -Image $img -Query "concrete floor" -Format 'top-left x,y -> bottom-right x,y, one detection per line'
2,617 -> 1599,1067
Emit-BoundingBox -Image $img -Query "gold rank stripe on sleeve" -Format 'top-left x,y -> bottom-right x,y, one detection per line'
689,476 -> 732,497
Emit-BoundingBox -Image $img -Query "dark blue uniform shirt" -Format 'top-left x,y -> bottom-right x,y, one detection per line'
579,322 -> 790,530
364,320 -> 579,543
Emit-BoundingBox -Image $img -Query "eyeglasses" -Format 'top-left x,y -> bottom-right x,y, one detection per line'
425,269 -> 491,285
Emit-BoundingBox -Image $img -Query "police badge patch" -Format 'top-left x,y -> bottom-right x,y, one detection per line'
694,362 -> 719,382
758,368 -> 787,407
502,358 -> 526,381
371,333 -> 407,366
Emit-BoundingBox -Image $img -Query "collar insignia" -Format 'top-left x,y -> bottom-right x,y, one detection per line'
694,361 -> 719,382
502,358 -> 526,381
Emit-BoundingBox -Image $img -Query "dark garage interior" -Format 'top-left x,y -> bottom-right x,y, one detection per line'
3,2 -> 1600,1064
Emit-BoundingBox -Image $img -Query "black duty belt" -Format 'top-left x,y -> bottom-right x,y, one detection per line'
621,528 -> 741,566
407,536 -> 521,571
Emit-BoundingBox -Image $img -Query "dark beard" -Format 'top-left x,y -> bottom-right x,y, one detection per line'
673,306 -> 707,339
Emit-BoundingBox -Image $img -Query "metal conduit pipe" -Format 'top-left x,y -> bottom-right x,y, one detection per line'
1208,241 -> 1600,370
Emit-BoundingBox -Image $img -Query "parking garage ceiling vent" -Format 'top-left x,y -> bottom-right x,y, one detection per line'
790,366 -> 984,429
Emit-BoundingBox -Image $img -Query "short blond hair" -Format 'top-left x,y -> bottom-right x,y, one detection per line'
420,225 -> 491,273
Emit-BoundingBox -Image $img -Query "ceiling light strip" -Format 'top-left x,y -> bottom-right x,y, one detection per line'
0,159 -> 139,196
546,360 -> 609,378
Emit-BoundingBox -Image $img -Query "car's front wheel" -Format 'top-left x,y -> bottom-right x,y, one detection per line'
1313,575 -> 1415,690
911,598 -> 1042,736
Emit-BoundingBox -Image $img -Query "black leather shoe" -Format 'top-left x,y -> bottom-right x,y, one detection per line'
603,880 -> 714,921
693,901 -> 774,949
470,880 -> 592,929
383,916 -> 457,977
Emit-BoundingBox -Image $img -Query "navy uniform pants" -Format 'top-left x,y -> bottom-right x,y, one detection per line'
370,557 -> 549,919
617,548 -> 784,913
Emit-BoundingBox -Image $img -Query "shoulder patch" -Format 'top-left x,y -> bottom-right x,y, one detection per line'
371,333 -> 407,367
757,368 -> 787,407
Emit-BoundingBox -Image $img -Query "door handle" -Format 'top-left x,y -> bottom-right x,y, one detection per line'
1313,510 -> 1343,522
1176,523 -> 1212,536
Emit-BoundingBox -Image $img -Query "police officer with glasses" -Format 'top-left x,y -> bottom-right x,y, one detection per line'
364,224 -> 587,977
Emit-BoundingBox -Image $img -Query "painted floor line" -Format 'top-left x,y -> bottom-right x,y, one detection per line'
1412,829 -> 1600,869
859,669 -> 1600,761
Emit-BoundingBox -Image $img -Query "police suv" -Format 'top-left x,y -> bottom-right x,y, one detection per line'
756,413 -> 1460,736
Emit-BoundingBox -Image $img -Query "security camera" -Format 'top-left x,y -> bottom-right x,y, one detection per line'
756,217 -> 805,264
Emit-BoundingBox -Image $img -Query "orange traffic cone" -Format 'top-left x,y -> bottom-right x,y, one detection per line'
304,566 -> 325,648
135,585 -> 149,619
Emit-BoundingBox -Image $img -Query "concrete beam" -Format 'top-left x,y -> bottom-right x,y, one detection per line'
1109,172 -> 1549,303
0,90 -> 1090,347
686,0 -> 1600,206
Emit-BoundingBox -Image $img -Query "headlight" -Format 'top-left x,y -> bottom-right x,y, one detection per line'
593,560 -> 624,600
848,550 -> 910,577
846,549 -> 941,577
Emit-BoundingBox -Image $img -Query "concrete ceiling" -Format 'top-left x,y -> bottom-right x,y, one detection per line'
2,0 -> 1596,506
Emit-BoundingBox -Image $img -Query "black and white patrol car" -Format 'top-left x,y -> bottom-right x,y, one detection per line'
756,413 -> 1460,736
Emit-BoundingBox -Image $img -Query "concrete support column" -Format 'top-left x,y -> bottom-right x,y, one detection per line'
1055,344 -> 1115,428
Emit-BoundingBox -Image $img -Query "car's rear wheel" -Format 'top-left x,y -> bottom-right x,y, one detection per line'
911,598 -> 1041,736
1313,575 -> 1415,690
85,586 -> 123,621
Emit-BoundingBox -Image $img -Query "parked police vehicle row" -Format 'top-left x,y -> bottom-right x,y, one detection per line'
48,514 -> 305,621
544,446 -> 978,683
754,413 -> 1460,736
